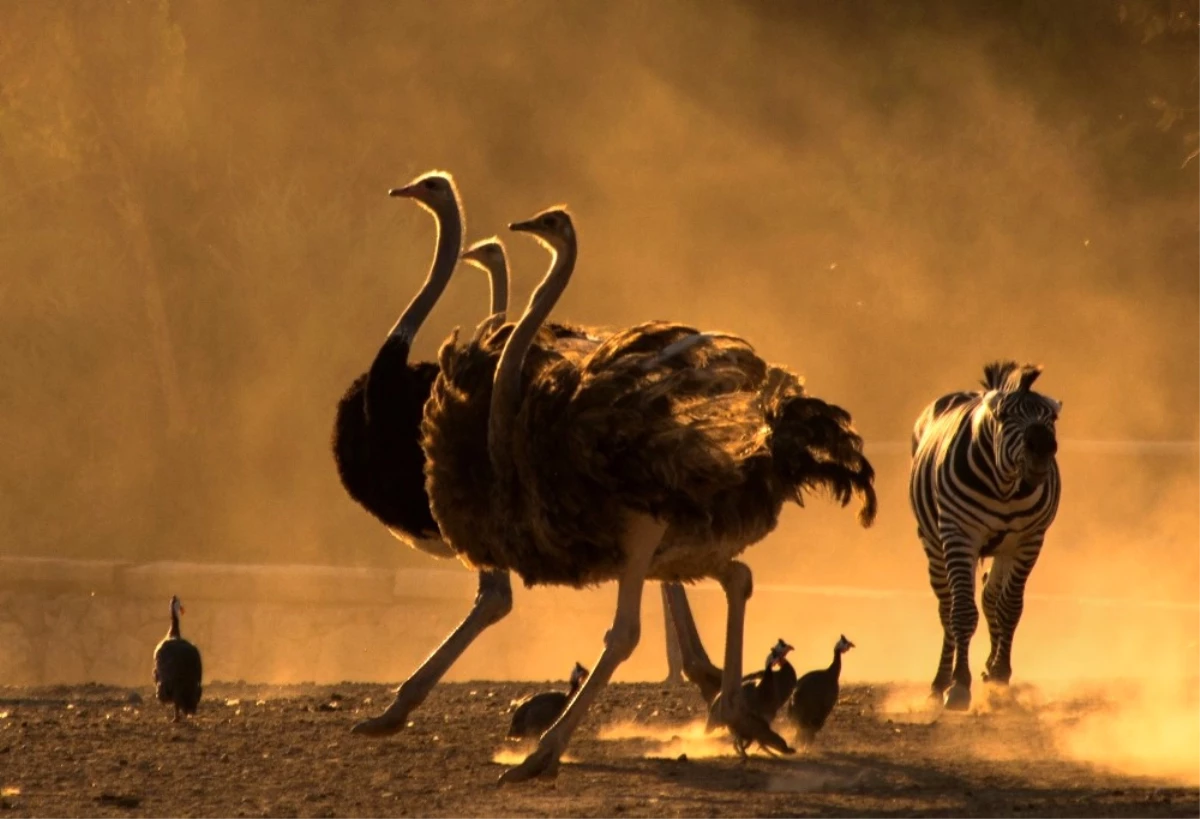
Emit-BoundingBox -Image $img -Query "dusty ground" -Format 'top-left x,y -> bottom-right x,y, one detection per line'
0,680 -> 1196,818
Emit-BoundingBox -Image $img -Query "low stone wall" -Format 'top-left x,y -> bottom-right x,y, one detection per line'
0,558 -> 481,687
2,556 -> 1195,689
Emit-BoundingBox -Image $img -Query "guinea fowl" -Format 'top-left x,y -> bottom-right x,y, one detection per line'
344,174 -> 719,739
788,634 -> 855,745
420,205 -> 877,782
153,595 -> 203,722
506,662 -> 590,740
707,638 -> 797,756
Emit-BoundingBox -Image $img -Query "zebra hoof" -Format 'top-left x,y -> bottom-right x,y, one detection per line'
944,684 -> 971,711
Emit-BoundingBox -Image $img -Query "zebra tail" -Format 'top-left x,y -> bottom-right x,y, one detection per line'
763,369 -> 878,527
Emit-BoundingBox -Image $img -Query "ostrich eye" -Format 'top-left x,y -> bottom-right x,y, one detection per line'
423,178 -> 440,191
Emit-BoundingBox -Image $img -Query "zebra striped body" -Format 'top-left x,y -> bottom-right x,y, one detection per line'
909,361 -> 1062,710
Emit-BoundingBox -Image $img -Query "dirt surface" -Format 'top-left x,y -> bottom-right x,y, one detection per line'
0,680 -> 1196,818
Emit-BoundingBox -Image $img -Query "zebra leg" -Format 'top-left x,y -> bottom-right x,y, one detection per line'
923,536 -> 955,700
982,539 -> 1043,685
980,558 -> 1005,682
943,532 -> 979,711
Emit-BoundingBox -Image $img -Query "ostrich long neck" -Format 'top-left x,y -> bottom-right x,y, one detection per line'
387,204 -> 463,345
488,256 -> 509,319
488,238 -> 577,472
169,609 -> 181,639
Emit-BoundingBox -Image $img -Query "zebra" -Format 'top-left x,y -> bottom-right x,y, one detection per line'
909,360 -> 1062,711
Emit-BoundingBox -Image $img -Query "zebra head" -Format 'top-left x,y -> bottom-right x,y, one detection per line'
982,361 -> 1061,487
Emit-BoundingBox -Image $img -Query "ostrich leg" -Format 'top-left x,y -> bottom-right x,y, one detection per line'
712,561 -> 793,755
661,582 -> 723,705
498,514 -> 665,784
661,585 -> 684,684
352,568 -> 512,736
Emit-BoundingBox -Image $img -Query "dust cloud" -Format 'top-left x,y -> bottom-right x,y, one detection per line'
0,0 -> 1196,784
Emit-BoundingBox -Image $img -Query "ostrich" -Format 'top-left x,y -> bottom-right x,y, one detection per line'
420,205 -> 877,782
337,173 -> 716,737
153,595 -> 202,722
332,171 -> 460,560
460,236 -> 719,688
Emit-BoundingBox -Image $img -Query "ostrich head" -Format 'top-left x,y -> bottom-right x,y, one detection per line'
461,236 -> 509,322
767,639 -> 794,669
389,170 -> 460,220
835,635 -> 855,654
461,236 -> 507,274
508,206 -> 575,255
170,595 -> 185,618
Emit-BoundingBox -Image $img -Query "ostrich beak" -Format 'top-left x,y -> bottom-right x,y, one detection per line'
388,183 -> 418,198
508,218 -> 538,233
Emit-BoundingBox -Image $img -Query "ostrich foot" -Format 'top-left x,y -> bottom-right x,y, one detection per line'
350,690 -> 419,736
944,682 -> 971,711
350,696 -> 415,734
352,569 -> 513,738
498,514 -> 665,786
497,744 -> 562,785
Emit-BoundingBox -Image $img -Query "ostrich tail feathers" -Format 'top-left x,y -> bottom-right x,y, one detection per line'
762,367 -> 878,528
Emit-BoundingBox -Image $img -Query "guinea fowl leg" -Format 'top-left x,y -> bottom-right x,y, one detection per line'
661,582 -> 723,705
352,568 -> 512,736
713,561 -> 793,756
498,514 -> 665,785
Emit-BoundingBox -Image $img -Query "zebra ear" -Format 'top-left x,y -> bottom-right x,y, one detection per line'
1016,365 -> 1043,392
1049,398 -> 1063,415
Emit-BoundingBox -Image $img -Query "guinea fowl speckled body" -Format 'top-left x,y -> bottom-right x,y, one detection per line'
153,595 -> 203,722
707,639 -> 797,755
506,662 -> 590,739
788,635 -> 855,744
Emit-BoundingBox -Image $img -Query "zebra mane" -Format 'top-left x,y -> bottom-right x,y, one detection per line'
981,360 -> 1043,393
